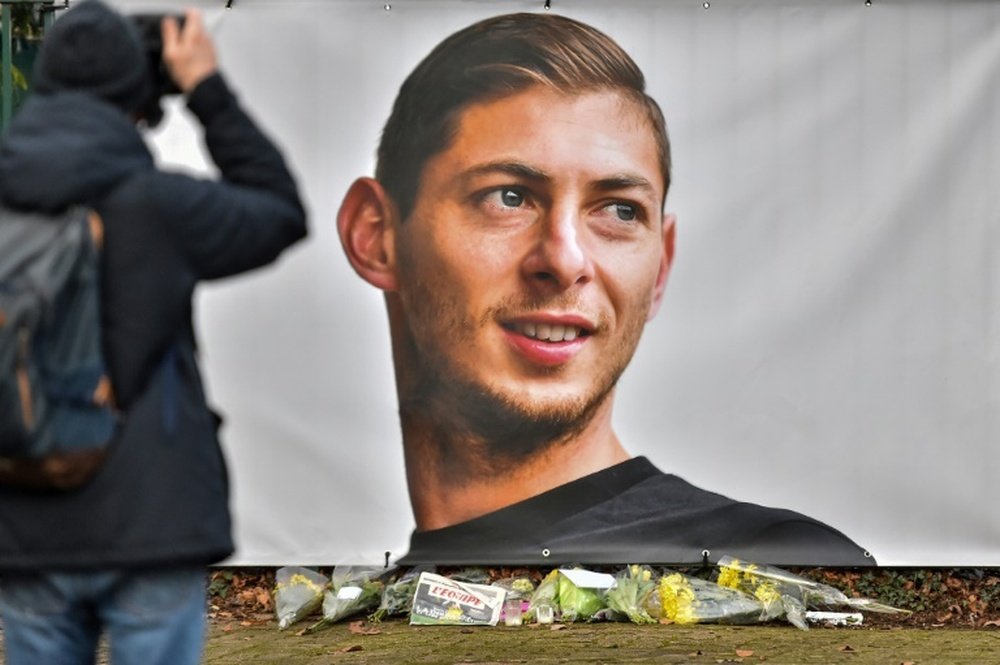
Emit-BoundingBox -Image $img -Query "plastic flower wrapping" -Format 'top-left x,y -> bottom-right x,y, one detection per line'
305,565 -> 385,633
715,557 -> 807,629
491,576 -> 536,625
270,557 -> 906,632
604,565 -> 659,624
658,571 -> 765,625
527,569 -> 611,623
369,566 -> 431,622
716,555 -> 909,625
526,570 -> 559,622
273,566 -> 329,631
558,573 -> 607,621
490,576 -> 536,600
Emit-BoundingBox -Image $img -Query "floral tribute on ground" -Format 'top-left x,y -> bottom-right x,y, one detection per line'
269,556 -> 912,632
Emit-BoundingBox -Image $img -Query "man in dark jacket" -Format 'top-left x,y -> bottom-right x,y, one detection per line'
0,3 -> 306,663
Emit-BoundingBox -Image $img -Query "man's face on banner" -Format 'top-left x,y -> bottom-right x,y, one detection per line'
391,85 -> 674,437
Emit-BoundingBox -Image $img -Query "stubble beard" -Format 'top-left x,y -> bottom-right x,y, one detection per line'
397,288 -> 650,482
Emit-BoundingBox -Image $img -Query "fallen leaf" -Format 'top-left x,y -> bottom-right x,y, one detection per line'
239,621 -> 251,627
901,661 -> 915,665
348,621 -> 381,636
338,644 -> 363,653
549,624 -> 568,631
837,645 -> 856,653
736,650 -> 755,657
689,650 -> 705,656
983,620 -> 1000,628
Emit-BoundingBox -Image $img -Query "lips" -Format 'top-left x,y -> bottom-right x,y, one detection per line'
510,321 -> 584,342
501,315 -> 595,367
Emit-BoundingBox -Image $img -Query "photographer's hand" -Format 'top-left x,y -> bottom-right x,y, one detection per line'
162,9 -> 218,94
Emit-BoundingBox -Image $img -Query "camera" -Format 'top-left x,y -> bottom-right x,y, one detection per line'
129,14 -> 185,126
131,14 -> 185,97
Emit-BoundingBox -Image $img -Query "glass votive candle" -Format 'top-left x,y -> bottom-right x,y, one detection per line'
535,602 -> 554,625
503,596 -> 523,626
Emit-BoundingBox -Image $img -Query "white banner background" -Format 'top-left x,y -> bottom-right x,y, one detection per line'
108,0 -> 999,566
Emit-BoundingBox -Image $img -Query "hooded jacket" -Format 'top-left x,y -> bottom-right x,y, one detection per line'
0,74 -> 307,570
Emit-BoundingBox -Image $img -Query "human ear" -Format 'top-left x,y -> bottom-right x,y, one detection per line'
647,213 -> 677,320
337,177 -> 399,292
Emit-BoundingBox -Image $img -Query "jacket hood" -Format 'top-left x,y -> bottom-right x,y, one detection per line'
0,92 -> 154,213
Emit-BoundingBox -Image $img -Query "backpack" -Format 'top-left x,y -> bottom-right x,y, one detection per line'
0,205 -> 118,491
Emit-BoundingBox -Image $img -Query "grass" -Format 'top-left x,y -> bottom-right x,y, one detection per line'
204,619 -> 1000,665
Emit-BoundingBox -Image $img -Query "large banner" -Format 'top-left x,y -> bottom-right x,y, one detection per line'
111,0 -> 998,566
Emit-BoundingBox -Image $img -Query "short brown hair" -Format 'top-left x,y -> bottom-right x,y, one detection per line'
375,12 -> 672,222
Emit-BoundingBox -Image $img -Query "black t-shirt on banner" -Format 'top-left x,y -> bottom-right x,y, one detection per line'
399,457 -> 873,567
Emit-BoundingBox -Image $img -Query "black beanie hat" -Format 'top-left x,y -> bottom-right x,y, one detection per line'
33,0 -> 152,114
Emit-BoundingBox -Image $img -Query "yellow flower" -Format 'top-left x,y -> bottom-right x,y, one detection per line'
754,583 -> 782,607
717,566 -> 741,590
275,573 -> 325,595
659,574 -> 699,625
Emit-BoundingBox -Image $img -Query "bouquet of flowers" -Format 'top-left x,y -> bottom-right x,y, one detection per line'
491,575 -> 536,600
527,569 -> 612,623
717,555 -> 909,625
274,566 -> 329,631
370,567 -> 428,623
305,566 -> 385,633
658,571 -> 764,625
527,570 -> 560,623
558,572 -> 607,622
716,556 -> 805,627
605,565 -> 659,624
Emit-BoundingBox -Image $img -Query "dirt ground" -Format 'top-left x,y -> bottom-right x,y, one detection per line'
203,619 -> 1000,665
2,613 -> 999,664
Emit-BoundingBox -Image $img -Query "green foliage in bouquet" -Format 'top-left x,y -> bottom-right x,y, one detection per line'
605,565 -> 659,624
526,570 -> 607,623
370,567 -> 427,623
305,566 -> 384,633
557,572 -> 606,622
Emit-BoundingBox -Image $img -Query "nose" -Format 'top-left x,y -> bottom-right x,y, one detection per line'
520,206 -> 594,292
